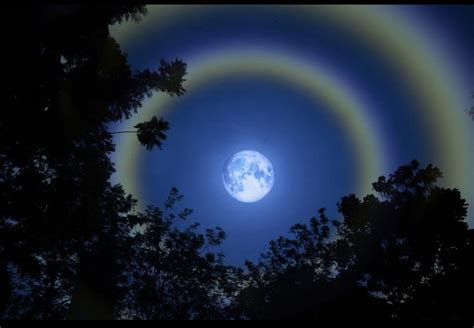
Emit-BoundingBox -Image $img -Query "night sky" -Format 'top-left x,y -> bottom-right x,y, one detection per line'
108,5 -> 473,266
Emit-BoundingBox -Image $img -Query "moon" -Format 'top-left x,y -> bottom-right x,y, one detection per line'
222,150 -> 275,203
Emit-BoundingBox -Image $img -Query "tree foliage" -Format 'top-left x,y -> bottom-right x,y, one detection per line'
0,5 -> 189,319
235,160 -> 474,320
134,116 -> 170,151
116,188 -> 242,320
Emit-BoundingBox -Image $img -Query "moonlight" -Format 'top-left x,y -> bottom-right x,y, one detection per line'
222,150 -> 275,203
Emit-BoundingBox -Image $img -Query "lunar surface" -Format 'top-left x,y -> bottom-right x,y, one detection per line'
222,150 -> 274,203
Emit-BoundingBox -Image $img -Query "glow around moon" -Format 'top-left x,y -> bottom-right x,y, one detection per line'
222,150 -> 275,203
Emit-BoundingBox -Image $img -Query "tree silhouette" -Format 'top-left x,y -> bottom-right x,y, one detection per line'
115,187 -> 243,320
110,116 -> 170,151
333,160 -> 473,319
64,186 -> 242,320
233,209 -> 389,320
134,116 -> 170,151
235,161 -> 474,320
0,5 -> 187,319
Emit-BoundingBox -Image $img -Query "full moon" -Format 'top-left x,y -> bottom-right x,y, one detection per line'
222,150 -> 275,203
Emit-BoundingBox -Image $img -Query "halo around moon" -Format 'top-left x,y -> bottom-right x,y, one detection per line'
222,150 -> 275,203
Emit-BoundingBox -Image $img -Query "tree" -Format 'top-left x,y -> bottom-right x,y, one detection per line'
333,160 -> 473,319
0,5 -> 187,319
234,209 -> 388,320
235,161 -> 474,320
110,116 -> 170,151
116,187 -> 243,320
134,116 -> 170,151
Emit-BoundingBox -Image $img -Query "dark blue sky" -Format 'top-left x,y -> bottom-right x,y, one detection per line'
110,6 -> 473,266
138,76 -> 357,264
